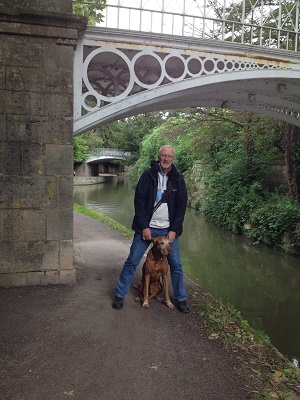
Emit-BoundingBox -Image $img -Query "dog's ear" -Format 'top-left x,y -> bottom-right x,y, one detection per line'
151,237 -> 156,244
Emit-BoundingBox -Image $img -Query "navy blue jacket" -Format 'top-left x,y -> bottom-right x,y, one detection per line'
132,161 -> 187,237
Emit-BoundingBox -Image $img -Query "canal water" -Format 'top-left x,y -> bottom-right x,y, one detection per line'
74,176 -> 300,365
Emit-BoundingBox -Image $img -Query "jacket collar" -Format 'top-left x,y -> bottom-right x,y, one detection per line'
150,160 -> 180,181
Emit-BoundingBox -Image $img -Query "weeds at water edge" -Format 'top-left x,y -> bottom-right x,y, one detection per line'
191,290 -> 300,400
74,203 -> 133,239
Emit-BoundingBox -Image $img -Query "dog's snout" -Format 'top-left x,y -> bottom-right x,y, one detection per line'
153,236 -> 172,256
161,240 -> 171,255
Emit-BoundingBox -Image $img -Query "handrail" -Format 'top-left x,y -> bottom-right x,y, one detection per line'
88,148 -> 131,158
96,0 -> 299,52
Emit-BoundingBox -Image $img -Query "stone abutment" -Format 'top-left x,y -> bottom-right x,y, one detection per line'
0,0 -> 86,286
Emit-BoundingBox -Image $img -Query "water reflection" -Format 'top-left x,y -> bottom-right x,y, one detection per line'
182,209 -> 300,364
74,177 -> 134,228
74,179 -> 300,364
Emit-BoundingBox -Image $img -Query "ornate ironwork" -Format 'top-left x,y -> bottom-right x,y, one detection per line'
87,148 -> 131,163
73,1 -> 300,133
74,30 -> 300,118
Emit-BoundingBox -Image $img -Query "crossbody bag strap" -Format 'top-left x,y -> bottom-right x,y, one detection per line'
152,183 -> 174,215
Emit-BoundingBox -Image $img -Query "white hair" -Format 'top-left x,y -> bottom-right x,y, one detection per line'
158,145 -> 176,156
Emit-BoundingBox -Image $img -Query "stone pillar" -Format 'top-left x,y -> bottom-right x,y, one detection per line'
0,1 -> 86,286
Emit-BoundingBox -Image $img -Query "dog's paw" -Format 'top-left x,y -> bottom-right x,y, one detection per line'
142,302 -> 149,309
153,295 -> 164,303
166,302 -> 175,309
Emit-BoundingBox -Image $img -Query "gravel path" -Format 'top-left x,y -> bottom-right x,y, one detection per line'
0,212 -> 253,400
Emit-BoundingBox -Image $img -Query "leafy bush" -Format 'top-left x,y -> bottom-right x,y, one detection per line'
247,193 -> 300,247
73,136 -> 89,163
129,123 -> 196,186
129,129 -> 163,186
202,151 -> 268,232
73,0 -> 106,24
128,108 -> 300,252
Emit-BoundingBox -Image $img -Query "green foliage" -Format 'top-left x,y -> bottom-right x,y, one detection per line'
128,115 -> 201,186
184,111 -> 300,251
80,112 -> 165,165
118,113 -> 166,160
129,129 -> 164,186
81,129 -> 104,149
73,135 -> 89,163
193,199 -> 201,211
201,133 -> 264,231
127,107 -> 299,252
248,193 -> 300,248
211,0 -> 299,50
292,140 -> 300,177
203,177 -> 266,233
72,0 -> 106,25
262,1 -> 299,50
193,289 -> 300,400
95,105 -> 299,253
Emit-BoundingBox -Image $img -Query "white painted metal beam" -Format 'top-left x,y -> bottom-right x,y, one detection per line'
73,28 -> 300,134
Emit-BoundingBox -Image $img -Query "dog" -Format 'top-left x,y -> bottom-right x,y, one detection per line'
134,236 -> 174,309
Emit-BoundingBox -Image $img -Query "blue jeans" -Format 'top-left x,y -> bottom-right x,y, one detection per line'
114,227 -> 187,302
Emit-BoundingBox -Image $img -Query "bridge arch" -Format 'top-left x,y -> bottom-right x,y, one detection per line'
74,28 -> 300,135
86,148 -> 131,163
74,64 -> 300,135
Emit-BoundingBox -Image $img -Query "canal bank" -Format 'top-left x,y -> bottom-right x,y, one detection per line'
1,211 -> 299,400
74,177 -> 300,364
73,174 -> 118,186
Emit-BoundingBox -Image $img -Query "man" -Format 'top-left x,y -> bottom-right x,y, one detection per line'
112,145 -> 189,313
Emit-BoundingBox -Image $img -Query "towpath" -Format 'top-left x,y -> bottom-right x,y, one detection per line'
0,212 -> 254,399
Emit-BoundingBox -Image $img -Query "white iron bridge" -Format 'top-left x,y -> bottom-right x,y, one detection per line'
73,0 -> 300,135
86,148 -> 132,163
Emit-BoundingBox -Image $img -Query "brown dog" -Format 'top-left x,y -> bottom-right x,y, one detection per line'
134,236 -> 174,309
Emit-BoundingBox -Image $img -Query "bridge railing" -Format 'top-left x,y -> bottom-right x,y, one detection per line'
88,148 -> 131,159
96,0 -> 299,52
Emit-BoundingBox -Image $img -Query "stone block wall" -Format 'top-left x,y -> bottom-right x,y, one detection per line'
0,1 -> 86,286
267,159 -> 288,188
74,162 -> 94,177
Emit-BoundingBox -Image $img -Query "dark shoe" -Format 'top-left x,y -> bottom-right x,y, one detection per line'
113,296 -> 124,309
177,300 -> 190,313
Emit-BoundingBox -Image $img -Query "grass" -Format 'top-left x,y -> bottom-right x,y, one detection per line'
74,203 -> 133,239
191,290 -> 300,399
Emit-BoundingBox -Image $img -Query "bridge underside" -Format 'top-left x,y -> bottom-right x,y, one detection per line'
74,28 -> 300,134
87,157 -> 125,163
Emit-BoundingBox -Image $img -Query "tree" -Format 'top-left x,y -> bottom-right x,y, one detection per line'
79,112 -> 166,163
74,136 -> 89,163
208,0 -> 299,50
72,0 -> 106,25
285,124 -> 300,201
262,1 -> 299,51
81,129 -> 105,149
117,113 -> 166,155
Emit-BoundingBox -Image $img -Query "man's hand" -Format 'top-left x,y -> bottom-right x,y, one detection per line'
167,231 -> 176,243
142,228 -> 152,241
